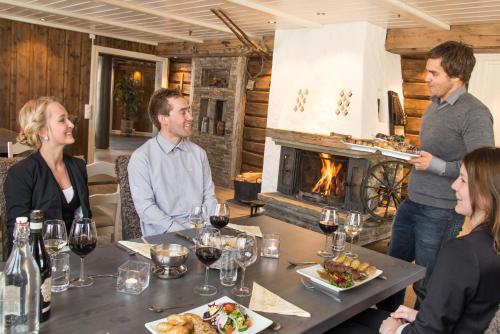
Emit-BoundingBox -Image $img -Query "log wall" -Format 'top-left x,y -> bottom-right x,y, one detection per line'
0,18 -> 156,158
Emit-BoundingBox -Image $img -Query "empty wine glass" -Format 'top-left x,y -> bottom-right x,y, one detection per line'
42,219 -> 68,257
318,207 -> 338,258
344,212 -> 363,259
69,218 -> 97,287
209,202 -> 230,229
194,226 -> 222,296
232,233 -> 258,297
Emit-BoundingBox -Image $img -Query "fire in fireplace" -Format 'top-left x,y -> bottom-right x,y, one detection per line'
296,152 -> 347,205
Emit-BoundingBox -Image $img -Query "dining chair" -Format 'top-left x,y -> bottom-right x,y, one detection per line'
86,161 -> 121,243
486,306 -> 500,334
0,157 -> 23,260
7,141 -> 33,158
115,155 -> 142,240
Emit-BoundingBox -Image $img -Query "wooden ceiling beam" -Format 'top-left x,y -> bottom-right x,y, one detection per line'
0,13 -> 158,45
97,0 -> 232,35
374,0 -> 449,30
386,24 -> 500,55
0,0 -> 203,43
225,0 -> 321,28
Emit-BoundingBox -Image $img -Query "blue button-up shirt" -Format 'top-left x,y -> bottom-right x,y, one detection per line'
128,134 -> 217,236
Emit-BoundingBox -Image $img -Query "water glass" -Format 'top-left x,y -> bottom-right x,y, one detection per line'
219,249 -> 238,286
51,252 -> 70,292
332,231 -> 346,259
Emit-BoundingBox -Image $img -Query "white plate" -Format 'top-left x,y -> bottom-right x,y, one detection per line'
145,296 -> 273,334
377,147 -> 419,161
296,264 -> 383,292
342,142 -> 378,153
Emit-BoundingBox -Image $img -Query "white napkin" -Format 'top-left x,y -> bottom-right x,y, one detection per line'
249,282 -> 311,317
227,223 -> 263,238
118,240 -> 154,259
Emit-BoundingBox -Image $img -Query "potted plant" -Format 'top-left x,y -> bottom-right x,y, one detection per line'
114,74 -> 143,136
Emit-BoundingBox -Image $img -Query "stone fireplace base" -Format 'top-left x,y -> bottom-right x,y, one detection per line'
259,192 -> 392,246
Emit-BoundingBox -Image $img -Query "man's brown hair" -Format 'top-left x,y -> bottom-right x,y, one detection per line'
463,147 -> 500,254
148,88 -> 183,130
426,41 -> 476,83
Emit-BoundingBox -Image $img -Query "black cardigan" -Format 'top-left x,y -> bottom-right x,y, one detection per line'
403,227 -> 500,334
4,151 -> 91,251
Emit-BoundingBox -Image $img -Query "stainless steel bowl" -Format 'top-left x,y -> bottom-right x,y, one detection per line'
150,243 -> 189,268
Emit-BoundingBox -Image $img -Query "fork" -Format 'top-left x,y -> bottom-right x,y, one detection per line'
300,277 -> 342,302
287,260 -> 317,267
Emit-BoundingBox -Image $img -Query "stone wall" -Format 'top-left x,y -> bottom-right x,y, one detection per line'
189,56 -> 246,188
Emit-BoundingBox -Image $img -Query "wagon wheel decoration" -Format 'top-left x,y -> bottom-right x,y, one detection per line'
361,160 -> 411,222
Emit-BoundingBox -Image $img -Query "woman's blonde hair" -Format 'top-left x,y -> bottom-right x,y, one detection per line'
463,147 -> 500,253
17,96 -> 58,149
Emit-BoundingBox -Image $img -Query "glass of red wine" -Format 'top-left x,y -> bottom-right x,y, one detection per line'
69,218 -> 97,287
209,202 -> 230,229
194,226 -> 222,296
318,207 -> 338,258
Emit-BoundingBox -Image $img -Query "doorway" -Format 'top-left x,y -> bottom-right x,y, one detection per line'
88,46 -> 169,163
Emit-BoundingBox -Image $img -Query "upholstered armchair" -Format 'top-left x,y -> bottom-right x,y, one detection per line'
115,155 -> 142,240
0,157 -> 22,260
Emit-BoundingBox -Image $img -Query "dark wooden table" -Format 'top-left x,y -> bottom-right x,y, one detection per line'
40,215 -> 425,334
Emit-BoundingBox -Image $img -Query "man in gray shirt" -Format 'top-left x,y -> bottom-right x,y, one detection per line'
128,89 -> 217,236
379,41 -> 494,311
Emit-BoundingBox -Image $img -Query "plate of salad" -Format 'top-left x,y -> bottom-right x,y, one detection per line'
145,296 -> 273,334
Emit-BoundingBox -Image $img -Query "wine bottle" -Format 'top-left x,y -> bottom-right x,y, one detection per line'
3,217 -> 40,333
29,210 -> 52,322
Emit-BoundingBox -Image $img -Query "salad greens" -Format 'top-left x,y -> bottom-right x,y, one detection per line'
202,302 -> 253,334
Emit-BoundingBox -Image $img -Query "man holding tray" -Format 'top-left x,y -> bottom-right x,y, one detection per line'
379,41 -> 494,311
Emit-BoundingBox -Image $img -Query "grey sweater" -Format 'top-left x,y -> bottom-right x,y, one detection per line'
408,86 -> 494,209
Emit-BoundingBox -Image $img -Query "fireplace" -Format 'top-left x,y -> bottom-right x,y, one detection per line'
277,146 -> 369,213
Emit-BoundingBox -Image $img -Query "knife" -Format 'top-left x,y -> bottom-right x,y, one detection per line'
175,231 -> 195,244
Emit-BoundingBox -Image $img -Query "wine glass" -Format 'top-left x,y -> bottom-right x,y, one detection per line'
42,219 -> 68,257
189,204 -> 207,236
69,218 -> 97,287
194,226 -> 222,296
344,212 -> 363,259
232,233 -> 258,297
317,207 -> 338,258
209,202 -> 230,229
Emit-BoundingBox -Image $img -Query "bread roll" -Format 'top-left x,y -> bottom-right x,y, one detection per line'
365,266 -> 377,276
342,257 -> 353,267
166,314 -> 187,326
156,322 -> 175,333
358,262 -> 369,272
335,254 -> 346,264
350,259 -> 360,270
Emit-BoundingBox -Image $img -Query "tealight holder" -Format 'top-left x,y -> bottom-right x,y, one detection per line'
117,260 -> 150,295
261,234 -> 280,258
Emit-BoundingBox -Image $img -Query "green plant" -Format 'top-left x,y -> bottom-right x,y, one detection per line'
114,74 -> 143,121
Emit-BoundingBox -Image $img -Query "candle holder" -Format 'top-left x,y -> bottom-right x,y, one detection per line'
261,234 -> 280,258
117,260 -> 150,295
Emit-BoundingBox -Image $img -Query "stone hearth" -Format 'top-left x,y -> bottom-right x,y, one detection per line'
259,192 -> 392,246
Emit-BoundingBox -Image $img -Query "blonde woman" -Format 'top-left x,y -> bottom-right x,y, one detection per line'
4,97 -> 91,254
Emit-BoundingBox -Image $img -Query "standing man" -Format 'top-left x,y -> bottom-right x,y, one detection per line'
380,41 -> 494,311
128,88 -> 217,236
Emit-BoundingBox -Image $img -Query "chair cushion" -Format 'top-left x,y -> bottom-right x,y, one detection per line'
115,155 -> 142,240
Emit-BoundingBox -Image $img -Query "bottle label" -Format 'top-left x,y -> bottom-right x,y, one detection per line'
30,222 -> 43,230
4,285 -> 21,315
41,277 -> 52,304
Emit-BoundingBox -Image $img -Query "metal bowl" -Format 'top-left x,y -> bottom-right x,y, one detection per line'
150,243 -> 189,268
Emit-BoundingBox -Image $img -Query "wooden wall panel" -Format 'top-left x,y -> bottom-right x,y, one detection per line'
0,17 -> 157,158
241,56 -> 272,172
0,19 -> 13,129
168,58 -> 191,98
401,55 -> 429,145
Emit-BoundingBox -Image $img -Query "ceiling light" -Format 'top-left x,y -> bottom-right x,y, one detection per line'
268,20 -> 276,24
40,18 -> 46,21
316,12 -> 326,16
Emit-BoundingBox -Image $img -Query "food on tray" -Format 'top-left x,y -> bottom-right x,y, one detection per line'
156,313 -> 216,334
203,302 -> 253,333
317,257 -> 379,288
342,134 -> 420,155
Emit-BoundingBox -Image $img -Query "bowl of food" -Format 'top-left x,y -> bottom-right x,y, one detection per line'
151,243 -> 190,268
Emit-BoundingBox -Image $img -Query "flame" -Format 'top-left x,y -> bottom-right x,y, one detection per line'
311,153 -> 343,196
